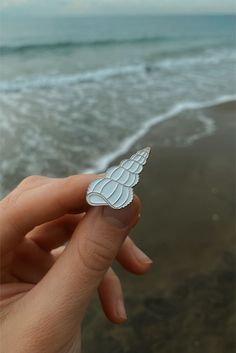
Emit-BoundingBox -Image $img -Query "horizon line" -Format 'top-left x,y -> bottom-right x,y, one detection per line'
0,12 -> 236,18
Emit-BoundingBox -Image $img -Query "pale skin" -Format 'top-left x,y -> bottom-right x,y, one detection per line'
0,174 -> 152,353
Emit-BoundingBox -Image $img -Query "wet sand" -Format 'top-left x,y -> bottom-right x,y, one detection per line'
83,101 -> 236,353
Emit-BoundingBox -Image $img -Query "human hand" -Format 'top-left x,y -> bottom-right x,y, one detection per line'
0,175 -> 152,353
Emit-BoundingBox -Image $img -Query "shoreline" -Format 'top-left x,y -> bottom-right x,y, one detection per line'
85,94 -> 236,174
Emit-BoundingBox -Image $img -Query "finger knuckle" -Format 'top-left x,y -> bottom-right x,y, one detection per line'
78,236 -> 116,273
105,270 -> 120,286
20,175 -> 42,186
1,176 -> 42,210
0,176 -> 45,209
0,191 -> 17,210
63,175 -> 80,188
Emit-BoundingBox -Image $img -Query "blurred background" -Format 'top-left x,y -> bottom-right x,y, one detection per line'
0,1 -> 235,352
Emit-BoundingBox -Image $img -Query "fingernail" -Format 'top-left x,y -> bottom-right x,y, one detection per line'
133,246 -> 153,264
103,203 -> 138,229
117,299 -> 127,321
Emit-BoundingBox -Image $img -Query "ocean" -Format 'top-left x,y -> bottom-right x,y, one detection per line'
0,15 -> 235,196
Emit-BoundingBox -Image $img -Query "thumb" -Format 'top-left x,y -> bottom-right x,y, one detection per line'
26,198 -> 140,324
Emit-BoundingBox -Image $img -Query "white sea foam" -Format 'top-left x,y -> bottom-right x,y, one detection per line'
0,47 -> 234,93
185,114 -> 216,146
0,65 -> 145,92
83,94 -> 236,173
156,48 -> 235,69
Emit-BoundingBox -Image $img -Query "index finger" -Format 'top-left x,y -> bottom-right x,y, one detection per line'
0,174 -> 98,255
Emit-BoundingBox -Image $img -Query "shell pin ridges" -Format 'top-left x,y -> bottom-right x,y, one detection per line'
86,147 -> 151,209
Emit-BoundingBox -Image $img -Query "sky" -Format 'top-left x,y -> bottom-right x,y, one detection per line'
1,0 -> 236,17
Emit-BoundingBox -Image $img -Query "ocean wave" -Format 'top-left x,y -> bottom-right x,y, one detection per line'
0,36 -> 168,55
83,94 -> 236,173
156,50 -> 235,68
0,47 -> 233,93
0,65 -> 145,92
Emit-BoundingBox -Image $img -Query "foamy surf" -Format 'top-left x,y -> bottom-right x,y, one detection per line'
0,47 -> 233,93
0,65 -> 145,92
83,95 -> 236,174
0,15 -> 235,197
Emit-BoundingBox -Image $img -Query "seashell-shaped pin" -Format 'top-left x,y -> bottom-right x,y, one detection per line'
86,147 -> 151,209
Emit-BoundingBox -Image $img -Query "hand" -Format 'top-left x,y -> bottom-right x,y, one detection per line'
0,175 -> 152,353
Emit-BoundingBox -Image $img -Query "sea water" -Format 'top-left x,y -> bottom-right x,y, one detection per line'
0,15 -> 235,195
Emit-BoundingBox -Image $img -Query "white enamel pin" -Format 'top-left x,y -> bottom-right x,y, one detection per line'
86,147 -> 151,209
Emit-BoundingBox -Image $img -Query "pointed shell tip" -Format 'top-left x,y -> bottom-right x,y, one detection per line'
143,146 -> 151,153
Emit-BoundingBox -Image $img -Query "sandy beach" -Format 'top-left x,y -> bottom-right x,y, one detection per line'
83,101 -> 235,353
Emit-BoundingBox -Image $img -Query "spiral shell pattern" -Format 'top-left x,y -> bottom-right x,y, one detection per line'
86,147 -> 150,209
